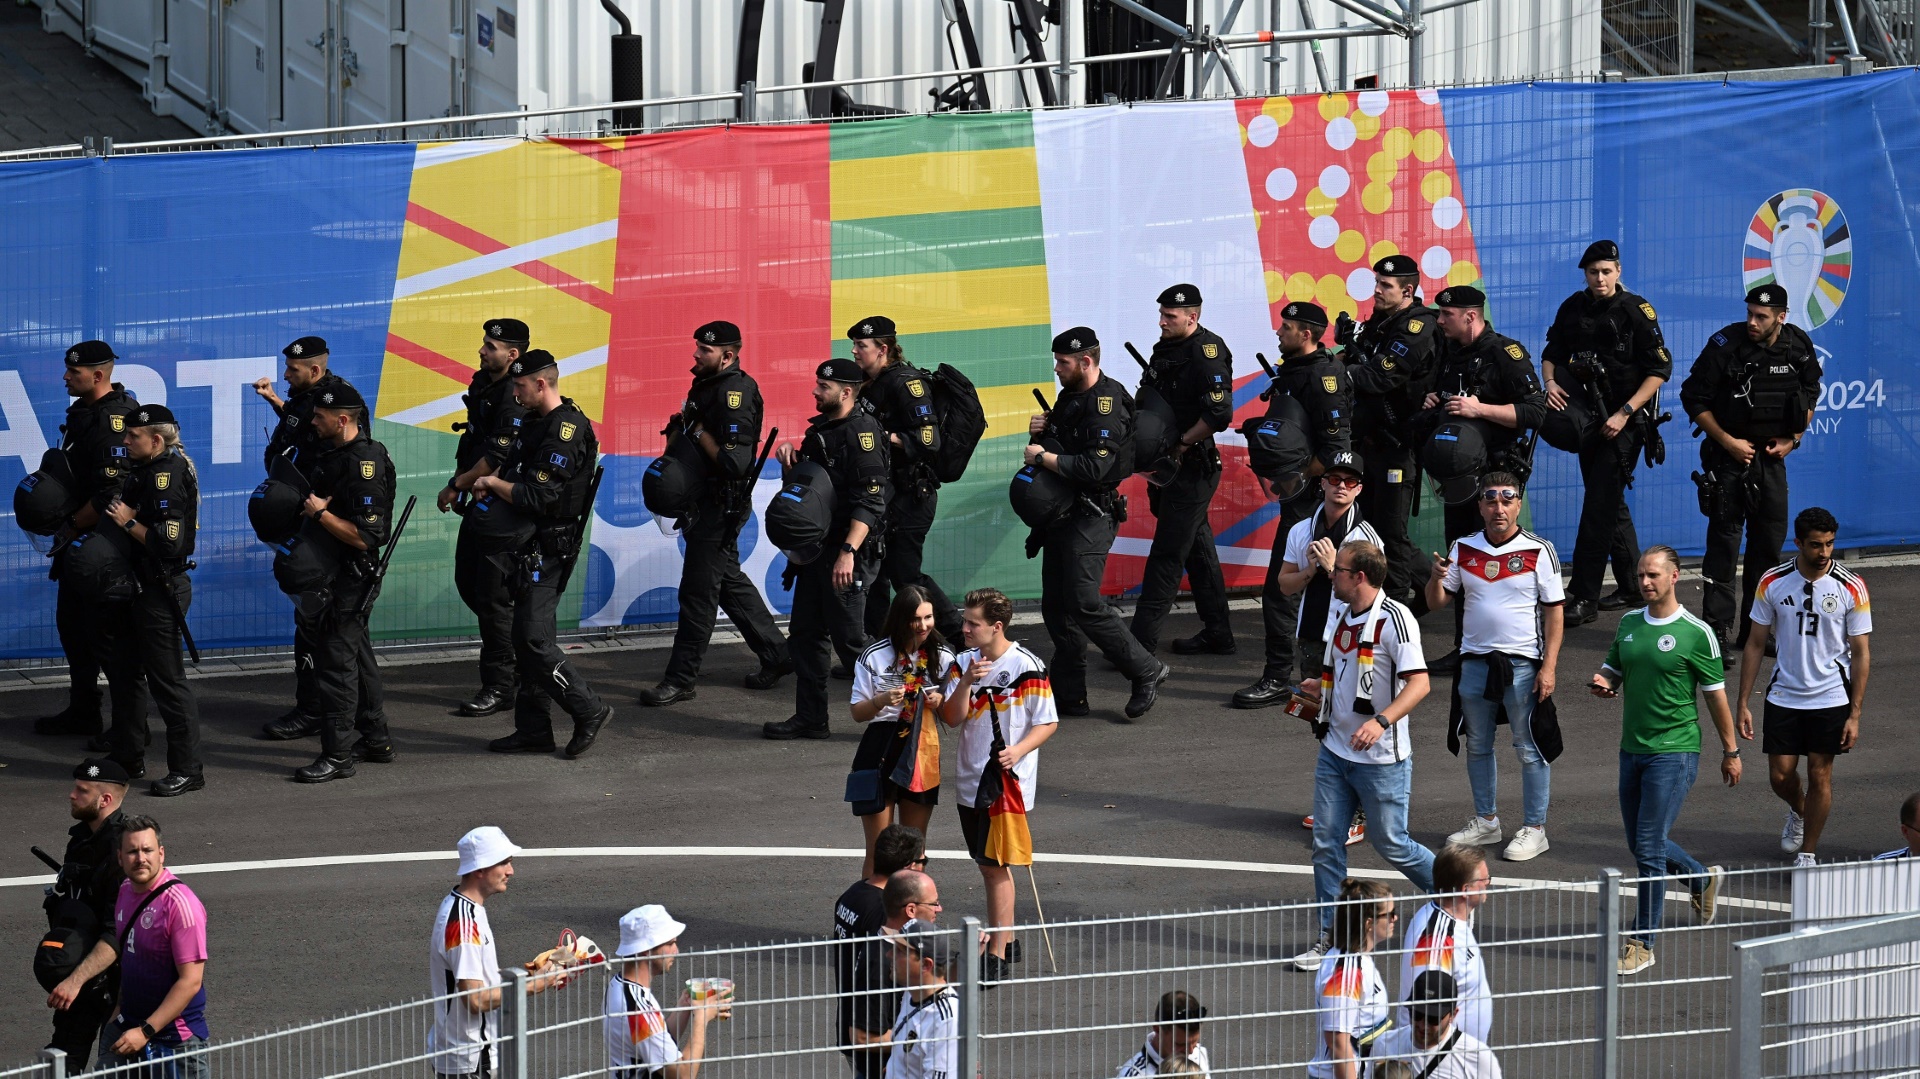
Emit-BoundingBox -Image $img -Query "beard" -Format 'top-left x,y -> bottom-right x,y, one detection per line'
70,800 -> 102,823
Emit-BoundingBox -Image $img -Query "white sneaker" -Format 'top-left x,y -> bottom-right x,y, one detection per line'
1781,810 -> 1805,854
1794,852 -> 1817,868
1504,825 -> 1550,862
1346,812 -> 1368,847
1292,932 -> 1331,972
1448,815 -> 1504,846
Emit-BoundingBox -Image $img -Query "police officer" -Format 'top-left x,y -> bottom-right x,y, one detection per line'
1234,302 -> 1353,709
255,336 -> 366,741
763,358 -> 890,740
42,758 -> 129,1068
640,321 -> 791,706
1541,240 -> 1673,625
477,350 -> 614,757
289,382 -> 398,783
438,319 -> 531,717
1026,328 -> 1170,719
1339,254 -> 1441,605
1679,283 -> 1822,651
34,341 -> 137,739
99,405 -> 204,796
849,315 -> 964,643
1131,284 -> 1238,656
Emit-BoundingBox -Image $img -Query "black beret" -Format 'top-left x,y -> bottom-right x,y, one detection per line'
1580,240 -> 1621,268
1326,449 -> 1366,477
1282,301 -> 1329,327
283,336 -> 329,360
63,341 -> 117,367
1746,283 -> 1790,309
1436,285 -> 1487,309
1156,283 -> 1202,307
74,757 -> 131,785
1051,326 -> 1099,354
816,357 -> 865,385
510,349 -> 559,378
1373,254 -> 1420,278
485,319 -> 531,344
126,404 -> 178,428
314,382 -> 366,411
847,316 -> 897,340
694,320 -> 742,347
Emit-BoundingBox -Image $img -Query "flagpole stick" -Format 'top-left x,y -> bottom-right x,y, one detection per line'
1025,863 -> 1060,973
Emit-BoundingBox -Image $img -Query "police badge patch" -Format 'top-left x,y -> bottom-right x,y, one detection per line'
110,415 -> 124,433
726,391 -> 742,409
1505,344 -> 1526,360
360,460 -> 376,480
154,472 -> 170,491
921,427 -> 934,446
1202,344 -> 1219,359
1407,319 -> 1424,333
1097,396 -> 1113,415
535,470 -> 550,483
1209,391 -> 1226,402
907,379 -> 926,398
1640,303 -> 1658,321
1322,376 -> 1339,394
559,421 -> 578,442
859,432 -> 876,452
165,521 -> 180,541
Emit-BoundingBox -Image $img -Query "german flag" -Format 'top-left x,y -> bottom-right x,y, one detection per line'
888,663 -> 943,795
975,686 -> 1034,867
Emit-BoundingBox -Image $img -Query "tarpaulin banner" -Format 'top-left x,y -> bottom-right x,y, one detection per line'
2,72 -> 1915,657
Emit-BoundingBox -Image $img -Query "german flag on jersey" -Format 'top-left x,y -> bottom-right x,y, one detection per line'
1322,954 -> 1367,999
444,908 -> 484,950
1412,911 -> 1459,971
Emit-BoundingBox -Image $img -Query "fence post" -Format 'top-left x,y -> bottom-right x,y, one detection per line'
38,1047 -> 66,1079
498,966 -> 530,1079
1728,940 -> 1767,1079
1595,868 -> 1621,1079
960,916 -> 982,1079
739,80 -> 757,122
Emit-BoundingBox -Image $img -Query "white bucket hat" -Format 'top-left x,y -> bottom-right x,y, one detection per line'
617,905 -> 688,958
456,826 -> 522,876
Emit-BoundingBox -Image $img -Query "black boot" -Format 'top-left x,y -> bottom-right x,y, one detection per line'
488,730 -> 557,753
457,687 -> 513,717
1057,698 -> 1090,717
639,682 -> 696,707
743,659 -> 793,690
1125,662 -> 1172,719
566,707 -> 613,758
762,715 -> 830,740
149,773 -> 205,797
33,707 -> 99,737
1233,677 -> 1289,709
294,755 -> 356,783
1171,632 -> 1236,656
350,737 -> 397,763
1564,598 -> 1599,625
261,709 -> 322,741
1597,589 -> 1639,612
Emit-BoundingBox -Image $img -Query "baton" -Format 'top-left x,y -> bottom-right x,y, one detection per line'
749,426 -> 780,482
357,495 -> 418,618
1255,352 -> 1281,400
31,846 -> 62,872
1124,342 -> 1149,370
1032,388 -> 1052,414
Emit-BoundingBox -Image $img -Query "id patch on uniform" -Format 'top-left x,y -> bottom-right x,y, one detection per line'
858,432 -> 876,452
109,415 -> 125,433
1505,344 -> 1525,360
495,436 -> 511,447
559,421 -> 578,442
154,472 -> 170,490
1387,469 -> 1404,483
360,460 -> 376,480
1097,448 -> 1110,457
1407,319 -> 1424,333
1322,376 -> 1339,393
535,470 -> 551,483
1097,396 -> 1113,415
920,427 -> 934,446
727,391 -> 742,409
164,521 -> 180,541
907,379 -> 926,398
1640,303 -> 1658,321
1209,390 -> 1225,403
549,452 -> 568,468
1202,344 -> 1219,359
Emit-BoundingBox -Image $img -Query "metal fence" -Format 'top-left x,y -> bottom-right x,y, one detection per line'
11,860 -> 1919,1077
1603,0 -> 1697,75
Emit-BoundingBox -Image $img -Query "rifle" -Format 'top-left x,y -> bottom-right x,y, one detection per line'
553,465 -> 605,594
356,495 -> 418,618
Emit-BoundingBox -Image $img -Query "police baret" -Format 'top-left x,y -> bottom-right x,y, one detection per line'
126,404 -> 178,429
1372,253 -> 1420,278
1746,283 -> 1790,309
1436,285 -> 1487,309
694,320 -> 742,346
282,335 -> 329,360
1050,326 -> 1099,354
1326,449 -> 1366,477
511,349 -> 559,378
74,757 -> 131,785
485,318 -> 531,344
1156,283 -> 1202,307
63,340 -> 117,367
1282,301 -> 1329,327
315,382 -> 366,411
1579,239 -> 1620,268
817,357 -> 864,384
847,315 -> 897,340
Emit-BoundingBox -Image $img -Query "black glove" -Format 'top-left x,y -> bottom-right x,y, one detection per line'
1024,528 -> 1044,560
1334,312 -> 1359,348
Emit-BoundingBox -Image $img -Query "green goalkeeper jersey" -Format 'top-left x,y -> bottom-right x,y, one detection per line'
1603,607 -> 1727,755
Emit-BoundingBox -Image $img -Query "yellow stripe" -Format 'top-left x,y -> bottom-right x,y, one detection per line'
831,148 -> 1040,221
832,264 -> 1051,337
978,383 -> 1052,442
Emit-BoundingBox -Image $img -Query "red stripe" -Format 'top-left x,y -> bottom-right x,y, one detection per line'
386,333 -> 477,386
514,260 -> 616,313
405,202 -> 616,313
407,202 -> 506,254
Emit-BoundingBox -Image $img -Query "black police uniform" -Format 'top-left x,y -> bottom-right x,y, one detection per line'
451,360 -> 528,706
1422,317 -> 1546,543
1542,267 -> 1673,607
44,788 -> 125,1067
491,384 -> 611,754
294,426 -> 397,779
858,345 -> 962,642
1679,304 -> 1821,647
1131,288 -> 1237,653
1036,369 -> 1163,707
656,348 -> 788,692
99,418 -> 203,788
767,370 -> 889,739
1343,293 -> 1441,602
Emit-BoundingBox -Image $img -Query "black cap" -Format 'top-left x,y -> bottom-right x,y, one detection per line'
1154,991 -> 1208,1025
1436,285 -> 1486,309
694,320 -> 742,347
816,357 -> 864,384
313,382 -> 366,411
1157,284 -> 1202,307
1408,970 -> 1460,1021
283,336 -> 329,360
74,758 -> 131,785
847,316 -> 897,340
1373,254 -> 1420,278
1326,449 -> 1365,477
1746,283 -> 1790,309
485,319 -> 531,344
63,341 -> 117,367
889,919 -> 960,971
1580,240 -> 1621,268
510,349 -> 559,378
1281,301 -> 1329,327
126,405 -> 178,428
1051,327 -> 1099,354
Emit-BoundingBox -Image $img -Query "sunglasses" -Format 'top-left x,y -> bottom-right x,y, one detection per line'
1480,489 -> 1521,504
1323,473 -> 1362,489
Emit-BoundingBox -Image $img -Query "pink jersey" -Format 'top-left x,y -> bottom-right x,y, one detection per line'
114,870 -> 210,1042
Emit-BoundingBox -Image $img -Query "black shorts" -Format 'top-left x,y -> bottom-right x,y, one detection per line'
1763,700 -> 1852,757
955,802 -> 1006,868
849,721 -> 939,817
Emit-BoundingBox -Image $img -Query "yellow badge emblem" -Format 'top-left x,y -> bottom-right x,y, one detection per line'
535,470 -> 550,483
1505,344 -> 1525,360
154,472 -> 170,491
907,379 -> 926,398
360,460 -> 376,480
559,421 -> 578,442
726,390 -> 742,409
109,415 -> 124,433
1201,344 -> 1219,359
1096,448 -> 1110,457
1097,396 -> 1113,415
1382,359 -> 1397,371
104,468 -> 118,478
1640,303 -> 1658,322
1209,390 -> 1226,403
164,521 -> 180,541
1322,375 -> 1339,394
1407,319 -> 1424,333
859,431 -> 876,452
920,427 -> 934,446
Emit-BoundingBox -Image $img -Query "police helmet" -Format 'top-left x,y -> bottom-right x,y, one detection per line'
271,521 -> 348,595
765,460 -> 835,565
63,527 -> 137,601
1538,395 -> 1599,454
1241,393 -> 1314,500
247,452 -> 311,544
1009,461 -> 1077,529
462,490 -> 536,553
640,436 -> 709,520
1422,418 -> 1494,504
1132,383 -> 1178,477
13,449 -> 80,536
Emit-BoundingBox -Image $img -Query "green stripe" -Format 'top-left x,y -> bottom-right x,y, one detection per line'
830,325 -> 1053,387
915,432 -> 1041,597
830,113 -> 1034,161
832,206 -> 1045,280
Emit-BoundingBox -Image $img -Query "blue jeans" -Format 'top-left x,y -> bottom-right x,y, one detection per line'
1459,657 -> 1551,827
96,1022 -> 210,1079
1618,750 -> 1709,945
1313,745 -> 1437,931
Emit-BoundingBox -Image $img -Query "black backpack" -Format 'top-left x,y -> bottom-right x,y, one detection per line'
924,364 -> 986,483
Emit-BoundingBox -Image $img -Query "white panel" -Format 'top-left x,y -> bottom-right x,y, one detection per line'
342,0 -> 399,126
91,0 -> 154,64
221,0 -> 273,133
165,0 -> 213,109
281,0 -> 331,130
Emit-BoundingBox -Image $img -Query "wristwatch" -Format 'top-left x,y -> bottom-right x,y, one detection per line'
120,516 -> 138,533
139,1021 -> 157,1040
840,542 -> 857,555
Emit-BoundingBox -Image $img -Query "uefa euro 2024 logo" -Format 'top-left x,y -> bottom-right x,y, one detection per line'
1742,189 -> 1850,331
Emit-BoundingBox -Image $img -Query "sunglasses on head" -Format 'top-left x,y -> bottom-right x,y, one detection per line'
1480,489 -> 1520,504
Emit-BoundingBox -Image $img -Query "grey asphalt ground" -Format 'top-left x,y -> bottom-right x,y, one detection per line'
1,569 -> 1914,1068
